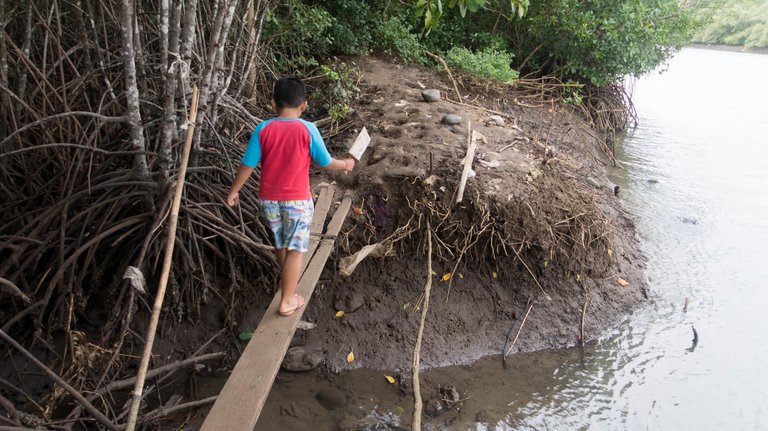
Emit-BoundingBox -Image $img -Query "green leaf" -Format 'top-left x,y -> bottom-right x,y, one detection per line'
239,331 -> 253,341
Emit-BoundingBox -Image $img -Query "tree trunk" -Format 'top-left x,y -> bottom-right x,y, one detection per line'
119,0 -> 150,182
158,0 -> 183,184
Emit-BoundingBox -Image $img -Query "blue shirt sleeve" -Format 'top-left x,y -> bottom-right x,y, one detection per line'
303,120 -> 333,167
241,121 -> 270,168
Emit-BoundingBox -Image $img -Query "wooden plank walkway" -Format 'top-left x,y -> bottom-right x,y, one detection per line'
201,186 -> 351,431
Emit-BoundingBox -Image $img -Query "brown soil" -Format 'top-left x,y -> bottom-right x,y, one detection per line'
234,57 -> 647,374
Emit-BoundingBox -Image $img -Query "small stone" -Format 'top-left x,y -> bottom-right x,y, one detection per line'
421,89 -> 441,102
425,399 -> 444,417
316,387 -> 346,410
346,293 -> 365,313
441,114 -> 463,125
281,346 -> 324,372
586,177 -> 600,188
488,115 -> 505,126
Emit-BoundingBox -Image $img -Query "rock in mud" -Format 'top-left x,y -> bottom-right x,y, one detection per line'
421,89 -> 441,102
487,115 -> 505,126
334,292 -> 366,313
441,114 -> 463,125
425,399 -> 444,417
281,346 -> 324,372
439,385 -> 460,403
316,387 -> 347,410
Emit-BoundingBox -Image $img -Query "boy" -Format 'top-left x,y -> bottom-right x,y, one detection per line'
227,77 -> 354,316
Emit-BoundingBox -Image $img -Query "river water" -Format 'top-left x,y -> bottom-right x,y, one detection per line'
257,48 -> 768,430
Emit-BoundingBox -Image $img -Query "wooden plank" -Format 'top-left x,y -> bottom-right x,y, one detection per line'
455,127 -> 479,204
201,194 -> 352,431
302,184 -> 334,274
347,127 -> 371,161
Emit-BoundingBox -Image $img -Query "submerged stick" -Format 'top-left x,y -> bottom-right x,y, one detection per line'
412,220 -> 433,431
125,86 -> 199,431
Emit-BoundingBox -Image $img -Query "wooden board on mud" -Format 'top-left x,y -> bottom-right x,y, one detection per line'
201,187 -> 352,431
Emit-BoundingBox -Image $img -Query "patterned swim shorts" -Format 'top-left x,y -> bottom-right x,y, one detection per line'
258,199 -> 314,252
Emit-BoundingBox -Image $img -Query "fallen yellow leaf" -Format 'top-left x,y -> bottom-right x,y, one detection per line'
492,271 -> 498,279
459,273 -> 464,279
617,278 -> 629,287
430,270 -> 437,276
576,274 -> 581,282
335,310 -> 345,318
607,248 -> 613,257
347,351 -> 355,363
352,207 -> 363,215
384,375 -> 396,384
441,273 -> 451,281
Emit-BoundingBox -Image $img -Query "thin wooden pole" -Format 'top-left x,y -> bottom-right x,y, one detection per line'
125,86 -> 199,431
412,220 -> 433,430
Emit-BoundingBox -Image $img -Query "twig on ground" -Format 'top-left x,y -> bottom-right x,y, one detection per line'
579,289 -> 589,345
502,299 -> 535,366
425,51 -> 461,101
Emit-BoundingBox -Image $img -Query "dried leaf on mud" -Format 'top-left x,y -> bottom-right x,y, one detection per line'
617,278 -> 630,287
384,375 -> 396,384
335,310 -> 345,318
347,351 -> 355,363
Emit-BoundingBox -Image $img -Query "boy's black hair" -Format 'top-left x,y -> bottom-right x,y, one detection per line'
273,77 -> 307,109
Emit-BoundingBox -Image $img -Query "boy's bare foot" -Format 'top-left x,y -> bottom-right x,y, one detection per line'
278,294 -> 305,317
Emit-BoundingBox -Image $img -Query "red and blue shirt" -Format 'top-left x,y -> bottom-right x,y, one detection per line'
241,118 -> 332,200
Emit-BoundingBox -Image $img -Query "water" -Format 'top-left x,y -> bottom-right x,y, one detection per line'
257,48 -> 768,430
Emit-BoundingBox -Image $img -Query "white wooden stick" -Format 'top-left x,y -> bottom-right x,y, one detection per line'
455,123 -> 478,204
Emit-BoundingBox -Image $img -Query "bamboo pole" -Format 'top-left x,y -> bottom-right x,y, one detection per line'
411,220 -> 433,430
124,86 -> 199,431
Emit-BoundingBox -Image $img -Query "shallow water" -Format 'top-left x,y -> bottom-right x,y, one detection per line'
256,48 -> 768,430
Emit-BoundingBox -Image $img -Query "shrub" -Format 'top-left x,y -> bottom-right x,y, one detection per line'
445,46 -> 519,83
374,17 -> 428,64
514,0 -> 699,85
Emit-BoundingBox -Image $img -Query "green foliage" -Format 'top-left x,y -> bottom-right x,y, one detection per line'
445,46 -> 519,82
319,63 -> 359,122
693,0 -> 768,48
515,0 -> 700,85
415,0 -> 529,34
374,17 -> 428,64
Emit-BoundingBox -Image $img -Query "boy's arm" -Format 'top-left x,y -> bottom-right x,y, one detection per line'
306,121 -> 355,173
227,164 -> 254,207
323,157 -> 355,172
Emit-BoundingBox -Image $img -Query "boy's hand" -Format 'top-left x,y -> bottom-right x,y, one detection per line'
343,157 -> 356,173
227,191 -> 239,207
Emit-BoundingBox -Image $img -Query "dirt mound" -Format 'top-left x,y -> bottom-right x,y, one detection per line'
281,57 -> 647,371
